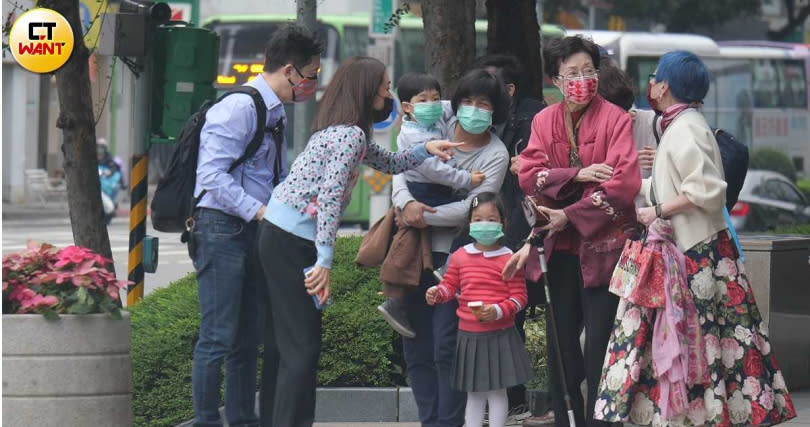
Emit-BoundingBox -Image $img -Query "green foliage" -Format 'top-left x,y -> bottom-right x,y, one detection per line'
130,237 -> 402,426
750,148 -> 798,182
797,179 -> 810,200
3,243 -> 126,319
523,309 -> 548,390
318,236 -> 403,386
382,2 -> 411,33
774,222 -> 810,235
130,274 -> 199,427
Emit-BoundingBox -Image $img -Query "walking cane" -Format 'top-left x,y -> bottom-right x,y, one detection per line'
535,242 -> 577,427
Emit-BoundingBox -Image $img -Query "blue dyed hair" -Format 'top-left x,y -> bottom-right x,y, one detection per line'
655,51 -> 710,103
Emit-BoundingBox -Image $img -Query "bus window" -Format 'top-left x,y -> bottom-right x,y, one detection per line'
701,58 -> 753,146
208,21 -> 339,89
781,60 -> 807,108
343,25 -> 368,60
396,28 -> 426,82
752,59 -> 781,108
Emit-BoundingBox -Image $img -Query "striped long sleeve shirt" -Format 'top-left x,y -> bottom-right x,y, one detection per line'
434,244 -> 528,332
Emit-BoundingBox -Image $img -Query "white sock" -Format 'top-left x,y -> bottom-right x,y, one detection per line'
486,389 -> 509,427
465,391 -> 487,427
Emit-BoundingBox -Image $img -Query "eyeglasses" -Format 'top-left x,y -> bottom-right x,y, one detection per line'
557,69 -> 598,80
295,65 -> 319,81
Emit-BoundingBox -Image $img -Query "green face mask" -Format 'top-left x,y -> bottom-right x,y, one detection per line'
469,221 -> 504,245
457,105 -> 493,134
412,101 -> 442,127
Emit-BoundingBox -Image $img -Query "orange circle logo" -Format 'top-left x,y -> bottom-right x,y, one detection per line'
9,8 -> 74,73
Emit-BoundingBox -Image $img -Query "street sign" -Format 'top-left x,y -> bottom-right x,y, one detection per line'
167,0 -> 198,25
79,0 -> 107,48
169,3 -> 190,21
370,0 -> 394,36
363,169 -> 392,194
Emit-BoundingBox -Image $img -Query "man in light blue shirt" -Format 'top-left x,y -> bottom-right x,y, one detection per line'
190,24 -> 323,427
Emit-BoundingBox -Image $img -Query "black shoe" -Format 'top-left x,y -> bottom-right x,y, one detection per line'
378,298 -> 415,338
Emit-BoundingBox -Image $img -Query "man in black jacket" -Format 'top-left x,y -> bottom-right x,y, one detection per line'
472,54 -> 551,425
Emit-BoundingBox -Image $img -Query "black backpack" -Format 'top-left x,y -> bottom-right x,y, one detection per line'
652,115 -> 749,210
150,86 -> 284,240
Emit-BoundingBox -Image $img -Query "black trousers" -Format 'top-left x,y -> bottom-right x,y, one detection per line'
257,221 -> 319,427
545,254 -> 618,427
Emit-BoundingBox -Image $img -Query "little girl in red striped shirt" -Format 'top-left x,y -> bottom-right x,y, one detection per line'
426,192 -> 534,427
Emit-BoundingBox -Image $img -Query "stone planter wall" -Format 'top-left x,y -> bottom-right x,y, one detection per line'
740,235 -> 810,390
3,312 -> 133,427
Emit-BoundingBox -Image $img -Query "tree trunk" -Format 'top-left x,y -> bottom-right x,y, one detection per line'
485,0 -> 544,99
767,1 -> 810,41
38,0 -> 114,263
421,0 -> 476,98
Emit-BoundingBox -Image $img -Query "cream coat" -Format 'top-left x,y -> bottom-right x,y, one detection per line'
641,109 -> 728,252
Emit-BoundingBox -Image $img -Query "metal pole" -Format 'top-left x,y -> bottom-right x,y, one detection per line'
294,0 -> 317,157
589,4 -> 596,30
538,246 -> 577,427
127,55 -> 152,306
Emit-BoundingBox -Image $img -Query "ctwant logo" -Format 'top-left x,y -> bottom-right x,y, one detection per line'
10,9 -> 74,73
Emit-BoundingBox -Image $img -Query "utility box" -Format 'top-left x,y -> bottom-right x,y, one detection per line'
740,234 -> 810,390
151,23 -> 218,141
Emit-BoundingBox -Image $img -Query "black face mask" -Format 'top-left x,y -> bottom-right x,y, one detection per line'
373,97 -> 394,123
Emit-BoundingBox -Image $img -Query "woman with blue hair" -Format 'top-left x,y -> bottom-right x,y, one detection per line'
593,51 -> 797,426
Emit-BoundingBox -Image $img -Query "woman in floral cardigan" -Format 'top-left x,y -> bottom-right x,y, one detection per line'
592,51 -> 796,426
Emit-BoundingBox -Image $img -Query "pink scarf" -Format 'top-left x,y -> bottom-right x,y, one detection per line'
646,220 -> 710,420
659,103 -> 692,133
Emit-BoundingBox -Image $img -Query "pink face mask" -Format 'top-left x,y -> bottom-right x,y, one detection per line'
291,77 -> 317,103
563,75 -> 598,105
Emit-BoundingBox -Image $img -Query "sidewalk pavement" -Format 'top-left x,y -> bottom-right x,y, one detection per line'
313,424 -> 420,426
309,388 -> 810,426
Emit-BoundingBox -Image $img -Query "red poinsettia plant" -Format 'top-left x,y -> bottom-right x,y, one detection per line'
2,241 -> 130,320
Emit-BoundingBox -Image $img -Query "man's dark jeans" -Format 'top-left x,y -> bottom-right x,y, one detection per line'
191,208 -> 263,427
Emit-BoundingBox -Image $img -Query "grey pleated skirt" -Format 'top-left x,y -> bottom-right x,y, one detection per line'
452,326 -> 534,392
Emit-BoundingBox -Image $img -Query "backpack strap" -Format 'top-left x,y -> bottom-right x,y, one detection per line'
225,86 -> 268,173
192,86 -> 273,210
652,113 -> 661,146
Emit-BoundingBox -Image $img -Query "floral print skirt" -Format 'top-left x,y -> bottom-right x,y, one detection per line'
593,231 -> 797,426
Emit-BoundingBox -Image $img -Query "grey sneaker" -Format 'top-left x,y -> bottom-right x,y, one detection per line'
378,297 -> 415,338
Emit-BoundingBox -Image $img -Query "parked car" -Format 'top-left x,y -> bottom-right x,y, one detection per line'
730,170 -> 810,232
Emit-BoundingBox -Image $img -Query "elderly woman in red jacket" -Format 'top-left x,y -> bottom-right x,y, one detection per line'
504,36 -> 640,427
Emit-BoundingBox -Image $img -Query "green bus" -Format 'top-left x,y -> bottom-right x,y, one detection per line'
202,13 -> 565,224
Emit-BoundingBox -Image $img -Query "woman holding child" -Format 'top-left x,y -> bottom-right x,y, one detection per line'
391,68 -> 512,427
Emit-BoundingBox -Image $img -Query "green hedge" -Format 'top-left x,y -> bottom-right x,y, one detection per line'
130,236 -> 549,426
130,275 -> 199,427
130,236 -> 402,427
798,180 -> 810,200
750,148 -> 797,182
774,223 -> 810,235
523,310 -> 548,390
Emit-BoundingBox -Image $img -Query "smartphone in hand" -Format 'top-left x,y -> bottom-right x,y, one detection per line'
304,266 -> 332,310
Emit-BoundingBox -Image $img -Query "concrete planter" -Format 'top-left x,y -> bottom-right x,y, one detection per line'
2,312 -> 133,427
